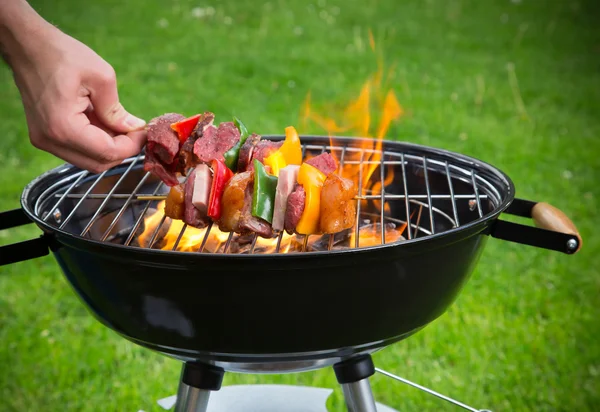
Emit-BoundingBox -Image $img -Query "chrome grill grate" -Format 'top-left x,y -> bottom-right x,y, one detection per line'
32,137 -> 505,255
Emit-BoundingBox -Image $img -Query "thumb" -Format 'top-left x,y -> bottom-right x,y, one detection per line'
84,64 -> 146,133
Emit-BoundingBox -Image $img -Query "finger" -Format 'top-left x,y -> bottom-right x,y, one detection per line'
86,106 -> 116,137
48,110 -> 146,165
82,63 -> 146,133
75,111 -> 146,162
35,137 -> 123,174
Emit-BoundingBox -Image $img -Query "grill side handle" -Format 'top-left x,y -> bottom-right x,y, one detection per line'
0,208 -> 50,267
490,198 -> 582,254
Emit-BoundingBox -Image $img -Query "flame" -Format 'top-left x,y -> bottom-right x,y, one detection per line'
137,200 -> 297,253
136,201 -> 168,248
349,209 -> 414,248
135,31 -> 405,253
137,200 -> 228,252
353,224 -> 405,248
301,30 -> 403,234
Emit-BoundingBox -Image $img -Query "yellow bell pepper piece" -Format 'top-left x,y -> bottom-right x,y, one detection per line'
264,150 -> 287,177
295,163 -> 327,235
280,126 -> 303,165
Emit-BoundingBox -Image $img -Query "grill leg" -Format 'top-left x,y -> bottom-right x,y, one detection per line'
334,355 -> 378,412
174,362 -> 225,412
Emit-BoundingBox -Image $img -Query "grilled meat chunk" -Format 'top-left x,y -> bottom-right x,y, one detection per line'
272,165 -> 300,232
178,112 -> 215,173
306,153 -> 337,176
177,138 -> 198,175
218,171 -> 253,233
239,181 -> 274,238
284,184 -> 305,234
183,168 -> 209,228
320,174 -> 357,234
143,150 -> 179,187
146,113 -> 185,165
164,184 -> 185,220
144,113 -> 186,186
250,140 -> 284,167
237,133 -> 261,172
193,121 -> 240,163
193,125 -> 217,162
193,112 -> 216,137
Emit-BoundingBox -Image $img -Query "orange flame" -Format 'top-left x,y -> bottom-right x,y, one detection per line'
301,30 -> 403,206
137,200 -> 296,253
137,201 -> 229,252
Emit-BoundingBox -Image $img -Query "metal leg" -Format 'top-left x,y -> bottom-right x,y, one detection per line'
334,355 -> 378,412
174,383 -> 211,412
341,378 -> 378,412
174,362 -> 225,412
175,379 -> 190,410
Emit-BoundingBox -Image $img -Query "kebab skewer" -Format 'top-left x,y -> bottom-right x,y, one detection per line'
143,112 -> 358,238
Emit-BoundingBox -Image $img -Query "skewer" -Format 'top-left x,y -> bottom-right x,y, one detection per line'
413,204 -> 424,238
52,193 -> 371,201
223,232 -> 234,253
52,194 -> 167,200
302,235 -> 309,252
399,209 -> 417,238
249,235 -> 258,254
147,215 -> 167,249
328,235 -> 334,251
198,222 -> 213,253
275,232 -> 284,253
172,224 -> 188,251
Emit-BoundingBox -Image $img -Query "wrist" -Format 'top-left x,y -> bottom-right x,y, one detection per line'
0,1 -> 56,66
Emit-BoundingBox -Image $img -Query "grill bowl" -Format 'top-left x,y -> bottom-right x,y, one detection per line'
11,136 -> 520,371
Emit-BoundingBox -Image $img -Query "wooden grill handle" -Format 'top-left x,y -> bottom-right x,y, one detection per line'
531,202 -> 582,252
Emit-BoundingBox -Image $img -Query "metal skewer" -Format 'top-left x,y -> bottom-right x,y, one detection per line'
275,232 -> 284,253
53,193 -> 369,201
54,194 -> 168,201
249,235 -> 258,254
52,193 -> 486,201
328,235 -> 334,251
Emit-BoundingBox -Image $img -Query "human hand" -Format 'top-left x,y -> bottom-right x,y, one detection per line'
1,3 -> 147,173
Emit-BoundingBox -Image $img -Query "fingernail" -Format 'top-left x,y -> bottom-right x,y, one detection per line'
126,115 -> 146,130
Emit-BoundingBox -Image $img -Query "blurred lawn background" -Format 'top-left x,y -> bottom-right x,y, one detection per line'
1,0 -> 599,411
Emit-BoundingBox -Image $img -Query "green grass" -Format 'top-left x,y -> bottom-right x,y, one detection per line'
1,0 -> 599,410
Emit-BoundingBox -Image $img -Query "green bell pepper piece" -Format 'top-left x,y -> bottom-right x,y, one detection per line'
223,116 -> 250,172
251,159 -> 278,223
233,116 -> 249,139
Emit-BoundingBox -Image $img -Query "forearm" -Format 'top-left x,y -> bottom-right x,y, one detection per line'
0,0 -> 53,66
2,1 -> 147,172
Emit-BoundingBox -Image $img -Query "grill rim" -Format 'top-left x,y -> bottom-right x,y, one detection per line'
20,136 -> 516,259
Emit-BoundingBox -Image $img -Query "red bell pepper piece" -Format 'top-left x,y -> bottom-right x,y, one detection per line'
207,159 -> 234,220
171,114 -> 202,143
